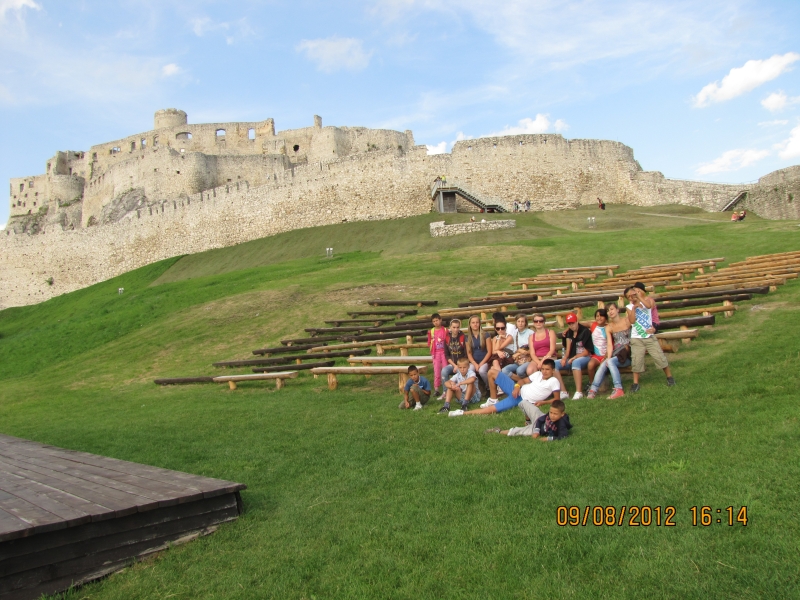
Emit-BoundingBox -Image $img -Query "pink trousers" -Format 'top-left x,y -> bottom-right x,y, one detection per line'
432,352 -> 447,390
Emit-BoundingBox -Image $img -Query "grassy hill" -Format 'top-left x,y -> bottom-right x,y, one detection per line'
0,205 -> 798,599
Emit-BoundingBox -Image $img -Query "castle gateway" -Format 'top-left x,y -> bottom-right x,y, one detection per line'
3,109 -> 799,308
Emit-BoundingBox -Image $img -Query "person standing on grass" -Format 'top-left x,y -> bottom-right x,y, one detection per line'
448,360 -> 561,418
524,313 -> 569,399
634,282 -> 660,332
400,365 -> 431,410
441,318 -> 467,384
466,315 -> 492,390
587,303 -> 631,399
439,357 -> 481,413
553,313 -> 595,400
427,313 -> 448,397
625,286 -> 675,392
485,399 -> 572,441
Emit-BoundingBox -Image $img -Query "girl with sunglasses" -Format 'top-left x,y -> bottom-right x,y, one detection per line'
524,313 -> 568,399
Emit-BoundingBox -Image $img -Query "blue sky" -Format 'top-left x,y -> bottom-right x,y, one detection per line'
1,0 -> 800,227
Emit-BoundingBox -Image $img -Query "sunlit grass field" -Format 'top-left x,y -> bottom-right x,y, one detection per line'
0,204 -> 798,599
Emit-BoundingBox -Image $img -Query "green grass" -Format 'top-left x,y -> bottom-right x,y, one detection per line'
0,206 -> 799,599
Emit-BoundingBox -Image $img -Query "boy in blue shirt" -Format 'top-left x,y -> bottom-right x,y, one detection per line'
400,365 -> 432,410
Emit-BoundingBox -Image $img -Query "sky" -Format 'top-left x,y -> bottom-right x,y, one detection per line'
1,0 -> 800,227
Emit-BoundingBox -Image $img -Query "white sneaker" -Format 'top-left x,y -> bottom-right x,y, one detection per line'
437,393 -> 446,401
572,392 -> 584,400
560,391 -> 569,400
480,398 -> 498,409
413,403 -> 423,411
448,409 -> 465,417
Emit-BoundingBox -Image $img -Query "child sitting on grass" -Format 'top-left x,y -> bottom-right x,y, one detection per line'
438,357 -> 481,413
486,399 -> 572,441
400,365 -> 431,410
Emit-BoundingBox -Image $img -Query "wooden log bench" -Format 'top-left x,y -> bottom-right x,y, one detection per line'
348,310 -> 418,317
347,356 -> 433,367
340,330 -> 428,343
655,329 -> 699,352
308,339 -> 399,354
252,343 -> 324,356
310,365 -> 429,391
324,318 -> 390,326
379,342 -> 429,356
484,286 -> 570,297
550,265 -> 619,276
253,361 -> 335,373
368,300 -> 438,307
214,349 -> 370,368
154,376 -> 216,385
657,304 -> 737,320
653,286 -> 769,302
655,294 -> 752,310
281,335 -> 343,345
213,371 -> 298,390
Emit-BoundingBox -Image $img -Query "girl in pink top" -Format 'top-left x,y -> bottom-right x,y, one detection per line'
524,313 -> 567,397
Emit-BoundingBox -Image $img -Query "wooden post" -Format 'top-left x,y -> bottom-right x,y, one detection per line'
406,335 -> 413,344
597,301 -> 605,309
295,358 -> 302,364
228,381 -> 237,391
522,283 -> 528,290
400,347 -> 409,356
376,344 -> 384,355
556,289 -> 562,295
723,300 -> 734,318
575,307 -> 583,319
327,373 -> 337,390
398,373 -> 408,391
618,296 -> 625,307
556,315 -> 565,328
680,325 -> 692,344
275,378 -> 284,390
571,282 -> 579,291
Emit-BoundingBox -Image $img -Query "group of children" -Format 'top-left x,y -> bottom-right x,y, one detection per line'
400,282 -> 675,441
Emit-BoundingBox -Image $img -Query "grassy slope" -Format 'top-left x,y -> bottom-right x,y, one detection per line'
0,206 -> 798,599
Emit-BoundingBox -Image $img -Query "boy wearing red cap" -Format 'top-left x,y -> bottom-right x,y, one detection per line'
553,312 -> 594,399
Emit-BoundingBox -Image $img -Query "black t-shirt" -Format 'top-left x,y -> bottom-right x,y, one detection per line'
444,332 -> 467,363
562,325 -> 594,359
533,414 -> 572,440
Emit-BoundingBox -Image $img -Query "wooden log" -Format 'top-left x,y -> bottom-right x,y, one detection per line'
308,340 -> 397,353
311,365 -> 428,392
347,310 -> 417,317
340,330 -> 427,342
252,343 -> 323,356
348,356 -> 433,365
656,315 -> 715,330
550,265 -> 619,272
664,277 -> 786,291
213,371 -> 299,391
655,294 -> 752,310
280,335 -> 342,345
253,361 -> 335,373
324,319 -> 388,326
304,326 -> 370,334
368,300 -> 438,306
657,305 -> 737,319
154,377 -> 215,385
637,258 -> 724,270
654,286 -> 768,301
214,349 -> 370,367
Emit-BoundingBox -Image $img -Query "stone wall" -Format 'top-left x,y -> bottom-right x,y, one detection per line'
429,219 -> 516,237
738,166 -> 800,219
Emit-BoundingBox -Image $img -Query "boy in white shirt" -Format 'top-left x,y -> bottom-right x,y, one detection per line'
624,286 -> 674,392
439,357 -> 481,413
448,359 -> 561,418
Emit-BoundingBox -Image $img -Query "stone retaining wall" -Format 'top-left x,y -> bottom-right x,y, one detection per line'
429,220 -> 516,237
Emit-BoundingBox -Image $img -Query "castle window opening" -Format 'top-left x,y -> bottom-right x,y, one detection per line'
180,148 -> 185,153
248,128 -> 255,140
293,144 -> 300,152
141,138 -> 147,149
176,170 -> 180,174
216,129 -> 226,138
110,147 -> 120,154
92,152 -> 97,161
33,202 -> 36,206
176,132 -> 192,140
154,168 -> 158,173
153,135 -> 159,147
130,141 -> 136,151
68,168 -> 72,175
29,180 -> 34,188
47,163 -> 51,172
19,183 -> 23,192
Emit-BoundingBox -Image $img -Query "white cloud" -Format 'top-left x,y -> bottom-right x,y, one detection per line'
161,63 -> 181,77
297,37 -> 371,73
777,125 -> 800,160
372,0 -> 751,72
189,16 -> 253,44
696,148 -> 770,175
761,91 -> 800,112
426,141 -> 447,154
759,119 -> 789,127
488,114 -> 565,136
0,0 -> 40,20
693,53 -> 800,108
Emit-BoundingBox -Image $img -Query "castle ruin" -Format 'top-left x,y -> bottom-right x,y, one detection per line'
3,109 -> 799,309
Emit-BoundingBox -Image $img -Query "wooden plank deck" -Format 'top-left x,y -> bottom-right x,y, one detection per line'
0,434 -> 245,600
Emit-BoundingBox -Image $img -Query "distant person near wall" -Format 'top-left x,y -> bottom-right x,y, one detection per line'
597,197 -> 606,210
738,210 -> 747,221
730,212 -> 740,222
